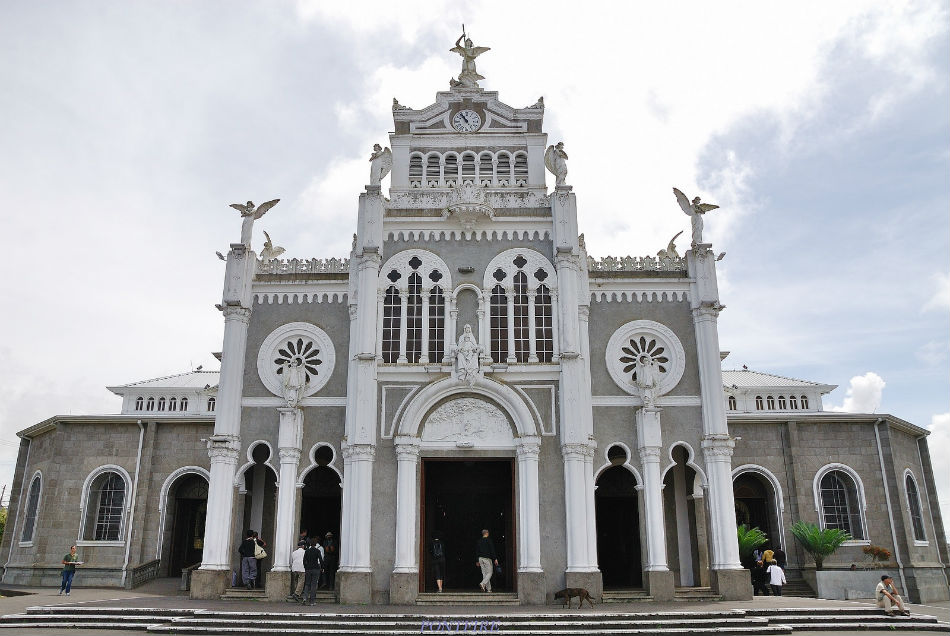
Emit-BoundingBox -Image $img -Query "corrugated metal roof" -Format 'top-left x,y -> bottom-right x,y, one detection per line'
721,369 -> 831,389
111,370 -> 220,390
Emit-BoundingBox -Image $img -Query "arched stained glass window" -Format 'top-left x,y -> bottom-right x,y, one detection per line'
819,470 -> 864,540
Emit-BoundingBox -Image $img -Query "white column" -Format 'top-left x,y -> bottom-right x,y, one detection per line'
375,289 -> 385,362
446,294 -> 458,364
703,435 -> 741,569
584,445 -> 598,568
637,407 -> 669,572
673,459 -> 694,585
550,290 -> 561,362
397,292 -> 409,364
339,443 -> 375,571
476,294 -> 487,361
272,407 -> 303,572
562,443 -> 595,571
517,437 -> 543,572
201,435 -> 241,569
527,292 -> 538,363
393,438 -> 420,573
505,287 -> 517,364
419,294 -> 430,364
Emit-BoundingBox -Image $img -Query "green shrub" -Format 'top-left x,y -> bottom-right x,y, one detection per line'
737,524 -> 769,566
790,521 -> 851,570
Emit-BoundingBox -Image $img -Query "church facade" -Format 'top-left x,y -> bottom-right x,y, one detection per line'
2,43 -> 947,605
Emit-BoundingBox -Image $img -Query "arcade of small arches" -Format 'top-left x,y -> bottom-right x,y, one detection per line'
379,249 -> 557,365
727,394 -> 811,411
134,395 -> 216,413
409,150 -> 529,188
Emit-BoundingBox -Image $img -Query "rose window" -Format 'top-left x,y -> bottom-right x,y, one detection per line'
274,338 -> 322,383
619,336 -> 670,383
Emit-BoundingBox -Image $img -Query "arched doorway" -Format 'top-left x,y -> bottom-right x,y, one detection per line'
166,473 -> 208,576
240,443 -> 277,587
663,445 -> 702,587
595,447 -> 642,589
733,470 -> 781,552
300,446 -> 342,557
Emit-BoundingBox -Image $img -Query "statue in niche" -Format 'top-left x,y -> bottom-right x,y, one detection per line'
544,142 -> 569,186
449,29 -> 490,89
673,187 -> 719,246
368,144 -> 392,186
281,358 -> 307,408
229,199 -> 280,247
452,324 -> 483,387
634,353 -> 660,408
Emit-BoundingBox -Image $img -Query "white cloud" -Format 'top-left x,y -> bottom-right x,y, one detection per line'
916,340 -> 948,367
926,413 -> 950,539
828,372 -> 886,413
922,271 -> 950,312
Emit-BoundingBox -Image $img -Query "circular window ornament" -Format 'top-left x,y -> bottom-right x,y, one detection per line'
257,322 -> 335,398
606,320 -> 685,396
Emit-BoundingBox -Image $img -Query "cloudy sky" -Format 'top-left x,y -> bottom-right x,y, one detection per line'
1,2 -> 947,530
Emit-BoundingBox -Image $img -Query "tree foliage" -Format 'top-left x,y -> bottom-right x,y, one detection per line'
790,521 -> 851,570
736,524 -> 769,566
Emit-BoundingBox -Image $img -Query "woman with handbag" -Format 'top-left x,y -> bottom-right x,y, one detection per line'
252,531 -> 267,589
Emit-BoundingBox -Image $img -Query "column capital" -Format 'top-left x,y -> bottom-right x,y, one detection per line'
207,434 -> 241,463
341,442 -> 376,461
221,305 -> 251,323
577,305 -> 590,320
638,446 -> 662,462
701,434 -> 735,460
278,447 -> 301,463
394,437 -> 421,458
561,442 -> 595,459
357,250 -> 382,269
516,436 -> 541,458
692,301 -> 725,320
555,252 -> 580,269
348,303 -> 359,321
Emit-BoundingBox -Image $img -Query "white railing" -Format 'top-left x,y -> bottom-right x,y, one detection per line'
257,257 -> 349,275
587,255 -> 686,273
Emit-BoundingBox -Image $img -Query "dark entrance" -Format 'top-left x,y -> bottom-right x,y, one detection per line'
595,464 -> 642,588
421,459 -> 515,592
300,456 -> 342,546
167,474 -> 208,576
734,472 -> 775,551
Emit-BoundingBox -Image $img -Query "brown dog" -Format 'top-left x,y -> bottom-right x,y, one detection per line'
554,587 -> 595,608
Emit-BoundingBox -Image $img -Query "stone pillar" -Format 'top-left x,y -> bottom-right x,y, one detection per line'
266,407 -> 303,600
637,406 -> 674,600
516,437 -> 544,604
397,292 -> 409,364
448,294 -> 459,363
338,443 -> 375,604
193,242 -> 255,599
505,286 -> 517,363
527,294 -> 538,362
390,438 -> 420,604
688,245 -> 748,600
561,442 -> 601,597
419,294 -> 430,364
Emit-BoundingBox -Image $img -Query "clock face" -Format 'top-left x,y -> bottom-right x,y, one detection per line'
452,109 -> 482,132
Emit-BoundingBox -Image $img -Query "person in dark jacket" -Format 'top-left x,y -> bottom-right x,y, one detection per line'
301,538 -> 324,606
475,529 -> 498,592
238,530 -> 258,589
773,547 -> 787,569
431,537 -> 446,592
751,559 -> 770,596
321,532 -> 338,589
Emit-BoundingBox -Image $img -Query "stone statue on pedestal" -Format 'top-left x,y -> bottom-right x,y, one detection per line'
369,144 -> 393,186
281,358 -> 307,408
453,324 -> 483,387
260,231 -> 285,262
449,31 -> 490,89
544,142 -> 569,186
673,187 -> 719,246
634,353 -> 660,408
229,199 -> 280,247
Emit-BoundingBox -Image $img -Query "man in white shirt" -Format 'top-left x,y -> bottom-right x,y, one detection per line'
287,541 -> 307,602
766,560 -> 786,596
876,575 -> 910,616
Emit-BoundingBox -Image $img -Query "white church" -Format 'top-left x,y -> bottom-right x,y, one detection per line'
2,38 -> 947,605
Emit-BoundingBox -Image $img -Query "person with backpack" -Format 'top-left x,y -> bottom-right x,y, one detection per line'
301,538 -> 324,606
431,537 -> 446,592
238,530 -> 258,589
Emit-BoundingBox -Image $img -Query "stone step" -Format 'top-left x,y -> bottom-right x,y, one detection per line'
166,616 -> 771,628
776,621 -> 949,632
220,587 -> 268,600
601,589 -> 652,603
1,613 -> 164,624
147,624 -> 791,635
415,591 -> 520,605
673,587 -> 723,602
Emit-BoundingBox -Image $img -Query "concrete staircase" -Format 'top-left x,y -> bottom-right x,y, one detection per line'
416,592 -> 520,605
1,605 -> 945,634
778,578 -> 816,598
220,586 -> 336,603
674,586 -> 724,601
601,589 -> 652,603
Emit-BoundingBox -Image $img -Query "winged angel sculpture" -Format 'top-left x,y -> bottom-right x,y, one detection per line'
544,142 -> 568,187
369,144 -> 393,186
449,30 -> 490,89
673,187 -> 718,246
230,199 -> 279,246
260,231 -> 285,262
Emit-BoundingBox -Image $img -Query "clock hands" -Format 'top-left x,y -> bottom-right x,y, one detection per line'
458,112 -> 470,124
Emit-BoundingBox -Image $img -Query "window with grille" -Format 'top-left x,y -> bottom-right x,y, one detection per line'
169,397 -> 177,412
207,397 -> 216,412
406,273 -> 423,363
409,155 -> 423,187
766,396 -> 775,410
513,152 -> 528,186
20,474 -> 41,543
790,395 -> 798,409
443,154 -> 459,186
819,470 -> 864,539
535,285 -> 553,362
461,152 -> 477,184
157,397 -> 166,412
90,472 -> 126,541
905,474 -> 926,542
146,397 -> 154,410
479,153 -> 493,185
513,272 -> 530,362
728,395 -> 737,410
777,396 -> 786,410
382,286 -> 401,363
801,395 -> 809,409
425,154 -> 440,186
180,397 -> 188,411
755,396 -> 763,410
429,287 -> 445,363
490,285 -> 508,363
134,397 -> 143,411
496,152 -> 511,185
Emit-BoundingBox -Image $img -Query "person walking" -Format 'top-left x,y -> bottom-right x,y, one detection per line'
287,541 -> 307,602
321,532 -> 337,590
751,559 -> 770,596
252,531 -> 267,589
773,547 -> 787,569
238,530 -> 258,589
431,537 -> 446,593
475,529 -> 498,593
59,546 -> 82,596
300,538 -> 324,606
766,560 -> 786,596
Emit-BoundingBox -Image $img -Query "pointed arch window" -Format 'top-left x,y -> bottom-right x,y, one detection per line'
406,272 -> 423,363
535,285 -> 554,362
819,469 -> 865,539
905,473 -> 926,542
382,286 -> 401,364
428,286 -> 445,363
490,284 -> 509,363
513,272 -> 530,362
20,473 -> 42,544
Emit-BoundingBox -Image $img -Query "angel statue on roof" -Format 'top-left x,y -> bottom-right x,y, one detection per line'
450,27 -> 490,89
544,142 -> 569,187
229,199 -> 280,247
673,187 -> 719,246
369,144 -> 393,186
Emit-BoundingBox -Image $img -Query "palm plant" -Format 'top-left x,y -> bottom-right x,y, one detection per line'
736,524 -> 768,567
790,521 -> 852,570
